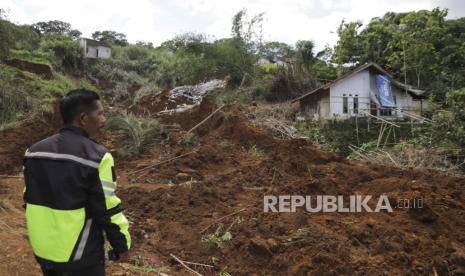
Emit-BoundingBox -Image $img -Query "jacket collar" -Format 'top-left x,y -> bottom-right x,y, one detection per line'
60,125 -> 89,138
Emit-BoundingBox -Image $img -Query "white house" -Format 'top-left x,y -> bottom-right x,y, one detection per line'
292,63 -> 426,120
79,38 -> 111,59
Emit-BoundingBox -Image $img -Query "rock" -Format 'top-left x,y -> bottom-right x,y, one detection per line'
266,238 -> 279,251
175,172 -> 191,183
249,237 -> 272,257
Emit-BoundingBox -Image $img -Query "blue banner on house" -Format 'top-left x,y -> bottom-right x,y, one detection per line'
375,74 -> 396,107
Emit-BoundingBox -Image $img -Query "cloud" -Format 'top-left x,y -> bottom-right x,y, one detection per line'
1,0 -> 464,51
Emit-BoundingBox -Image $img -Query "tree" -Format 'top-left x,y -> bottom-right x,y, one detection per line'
136,40 -> 154,49
68,29 -> 82,39
33,20 -> 71,35
92,30 -> 128,46
0,8 -> 6,20
260,41 -> 293,63
231,8 -> 265,49
331,8 -> 464,102
332,20 -> 363,69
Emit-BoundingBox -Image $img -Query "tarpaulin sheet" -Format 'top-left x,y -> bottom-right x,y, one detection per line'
375,74 -> 396,107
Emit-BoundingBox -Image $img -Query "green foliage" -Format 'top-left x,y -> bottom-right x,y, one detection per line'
132,85 -> 161,105
0,19 -> 40,59
297,119 -> 413,156
128,255 -> 170,274
182,178 -> 195,189
32,20 -> 81,39
179,132 -> 197,147
104,114 -> 165,156
216,87 -> 255,105
247,145 -> 263,157
332,8 -> 465,101
0,66 -> 34,125
92,30 -> 128,46
259,41 -> 293,63
39,34 -> 83,71
9,49 -> 52,66
429,88 -> 465,151
281,228 -> 311,246
201,224 -> 233,249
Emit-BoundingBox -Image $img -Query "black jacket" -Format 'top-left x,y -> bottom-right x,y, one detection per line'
23,125 -> 131,270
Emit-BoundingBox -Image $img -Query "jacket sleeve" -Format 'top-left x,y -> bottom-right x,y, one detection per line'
87,152 -> 131,254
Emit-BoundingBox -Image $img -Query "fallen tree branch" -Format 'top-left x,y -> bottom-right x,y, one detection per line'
170,254 -> 203,276
199,208 -> 246,234
127,151 -> 196,176
187,105 -> 226,134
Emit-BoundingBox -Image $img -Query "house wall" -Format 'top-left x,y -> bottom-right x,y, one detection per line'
329,69 -> 371,119
79,39 -> 111,59
300,90 -> 329,120
97,46 -> 111,58
300,67 -> 422,120
86,46 -> 98,58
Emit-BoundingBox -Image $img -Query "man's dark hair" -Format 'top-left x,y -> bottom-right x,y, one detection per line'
60,89 -> 100,124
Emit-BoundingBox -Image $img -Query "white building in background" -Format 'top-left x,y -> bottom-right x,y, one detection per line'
79,38 -> 111,59
292,63 -> 427,120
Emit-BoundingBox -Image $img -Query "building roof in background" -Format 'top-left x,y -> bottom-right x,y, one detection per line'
291,62 -> 425,102
81,38 -> 111,48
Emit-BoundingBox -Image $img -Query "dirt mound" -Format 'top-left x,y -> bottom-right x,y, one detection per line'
0,115 -> 59,174
116,99 -> 465,275
4,59 -> 53,80
1,95 -> 465,275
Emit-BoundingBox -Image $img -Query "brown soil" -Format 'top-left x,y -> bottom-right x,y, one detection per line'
4,59 -> 53,80
1,98 -> 465,275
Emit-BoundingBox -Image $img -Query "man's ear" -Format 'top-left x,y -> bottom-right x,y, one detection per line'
78,112 -> 87,125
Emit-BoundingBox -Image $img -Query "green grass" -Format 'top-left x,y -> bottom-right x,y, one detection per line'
9,49 -> 53,67
247,145 -> 263,157
105,114 -> 166,156
179,132 -> 197,147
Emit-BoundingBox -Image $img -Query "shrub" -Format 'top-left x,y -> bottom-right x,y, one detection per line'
179,132 -> 197,147
104,114 -> 165,156
247,145 -> 263,157
201,224 -> 232,249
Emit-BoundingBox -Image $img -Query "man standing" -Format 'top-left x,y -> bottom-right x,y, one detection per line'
23,89 -> 131,275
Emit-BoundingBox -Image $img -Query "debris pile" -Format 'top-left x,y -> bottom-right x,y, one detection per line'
158,80 -> 224,115
0,98 -> 464,275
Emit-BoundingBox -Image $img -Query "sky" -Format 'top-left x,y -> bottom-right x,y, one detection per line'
1,0 -> 464,51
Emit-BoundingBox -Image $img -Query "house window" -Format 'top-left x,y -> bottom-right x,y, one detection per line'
353,95 -> 359,114
380,108 -> 392,116
343,96 -> 348,114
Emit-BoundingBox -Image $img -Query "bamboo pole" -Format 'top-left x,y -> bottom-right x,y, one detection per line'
127,151 -> 196,176
187,105 -> 226,134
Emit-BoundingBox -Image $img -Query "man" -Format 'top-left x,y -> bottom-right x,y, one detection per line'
23,89 -> 131,276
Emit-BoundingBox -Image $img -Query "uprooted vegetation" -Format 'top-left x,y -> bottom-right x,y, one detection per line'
1,6 -> 465,276
1,91 -> 465,275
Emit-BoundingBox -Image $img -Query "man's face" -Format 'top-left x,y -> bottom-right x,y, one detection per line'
78,100 -> 106,137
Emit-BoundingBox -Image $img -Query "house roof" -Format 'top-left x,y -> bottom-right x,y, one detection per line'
291,62 -> 425,103
82,38 -> 111,48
